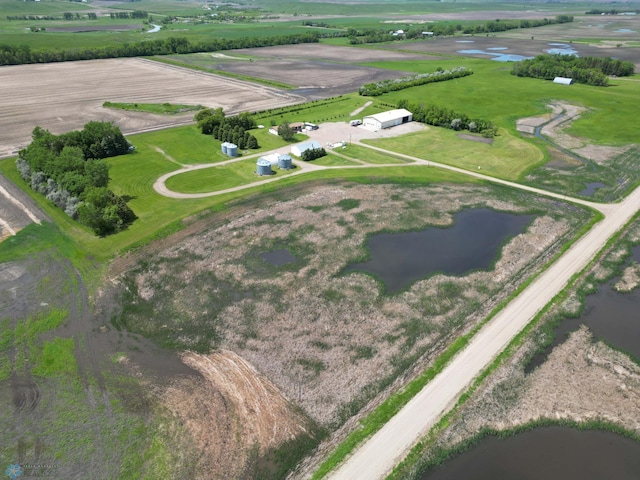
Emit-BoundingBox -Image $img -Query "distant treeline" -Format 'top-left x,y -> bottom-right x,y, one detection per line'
397,99 -> 498,138
511,54 -> 635,86
586,9 -> 640,15
347,15 -> 573,44
17,122 -> 136,236
359,67 -> 472,96
0,31 -> 320,66
109,11 -> 148,19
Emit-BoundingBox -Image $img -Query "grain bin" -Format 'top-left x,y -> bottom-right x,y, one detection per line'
221,142 -> 229,155
278,154 -> 293,170
226,143 -> 238,157
256,158 -> 272,176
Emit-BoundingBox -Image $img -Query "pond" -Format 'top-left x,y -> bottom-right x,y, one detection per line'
420,427 -> 640,480
456,48 -> 533,62
260,249 -> 296,266
343,209 -> 532,294
580,182 -> 606,197
526,276 -> 640,373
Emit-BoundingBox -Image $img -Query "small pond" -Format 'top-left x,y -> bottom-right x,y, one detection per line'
580,182 -> 606,197
260,249 -> 296,266
456,49 -> 533,62
633,244 -> 640,262
343,209 -> 532,294
526,276 -> 640,373
545,43 -> 579,56
420,427 -> 640,480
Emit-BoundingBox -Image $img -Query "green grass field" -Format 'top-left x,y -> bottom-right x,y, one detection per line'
103,101 -> 204,115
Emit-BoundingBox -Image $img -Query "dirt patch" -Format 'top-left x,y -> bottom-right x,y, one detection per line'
614,263 -> 640,292
160,350 -> 312,479
457,133 -> 493,144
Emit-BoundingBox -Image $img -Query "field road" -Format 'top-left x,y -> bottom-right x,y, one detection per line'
325,180 -> 640,478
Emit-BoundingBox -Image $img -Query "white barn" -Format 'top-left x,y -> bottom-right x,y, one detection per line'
291,140 -> 322,157
553,77 -> 574,85
363,109 -> 413,130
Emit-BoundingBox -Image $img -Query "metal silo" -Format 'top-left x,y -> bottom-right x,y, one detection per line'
256,158 -> 272,176
221,142 -> 228,155
278,154 -> 293,170
227,143 -> 238,157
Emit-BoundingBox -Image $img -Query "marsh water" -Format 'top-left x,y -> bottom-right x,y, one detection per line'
344,209 -> 532,293
420,427 -> 640,480
526,272 -> 640,373
260,248 -> 296,266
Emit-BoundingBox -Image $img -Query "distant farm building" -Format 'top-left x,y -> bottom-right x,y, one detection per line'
553,77 -> 574,85
291,140 -> 322,157
290,122 -> 305,133
363,109 -> 413,130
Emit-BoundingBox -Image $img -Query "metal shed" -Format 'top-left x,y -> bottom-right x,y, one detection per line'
363,108 -> 413,130
553,77 -> 574,85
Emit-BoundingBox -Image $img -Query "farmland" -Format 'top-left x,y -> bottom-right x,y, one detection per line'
1,1 -> 640,479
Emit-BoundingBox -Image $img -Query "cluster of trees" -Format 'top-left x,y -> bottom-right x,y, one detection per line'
109,11 -> 148,19
301,147 -> 327,162
586,9 -> 640,15
195,108 -> 259,150
7,15 -> 57,21
17,122 -> 136,236
359,67 -> 472,96
398,100 -> 497,138
511,54 -> 635,86
461,15 -> 573,34
277,122 -> 296,142
0,32 -> 320,66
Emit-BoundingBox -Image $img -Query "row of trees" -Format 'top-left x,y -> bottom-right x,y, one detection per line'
0,31 -> 320,66
301,147 -> 327,162
398,100 -> 498,138
359,67 -> 472,96
109,11 -> 148,19
586,9 -> 640,15
195,108 -> 260,150
17,122 -> 136,236
511,54 -> 635,86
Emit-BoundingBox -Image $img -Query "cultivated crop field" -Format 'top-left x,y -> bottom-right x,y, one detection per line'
0,57 -> 304,158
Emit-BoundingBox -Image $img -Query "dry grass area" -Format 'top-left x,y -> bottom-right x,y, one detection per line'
120,182 -> 588,428
440,327 -> 640,450
159,350 -> 312,479
0,58 -> 303,158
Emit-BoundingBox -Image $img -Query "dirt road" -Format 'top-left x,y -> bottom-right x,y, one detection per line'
326,185 -> 640,479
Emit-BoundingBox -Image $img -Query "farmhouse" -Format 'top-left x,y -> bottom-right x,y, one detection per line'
291,140 -> 322,157
363,108 -> 413,130
553,77 -> 574,85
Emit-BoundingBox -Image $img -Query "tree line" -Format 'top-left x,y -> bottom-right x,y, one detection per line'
586,9 -> 640,15
0,31 -> 320,66
195,108 -> 260,150
17,122 -> 136,236
359,67 -> 472,96
397,100 -> 498,138
511,54 -> 635,86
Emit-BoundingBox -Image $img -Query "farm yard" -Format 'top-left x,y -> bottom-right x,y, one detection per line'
1,2 -> 640,479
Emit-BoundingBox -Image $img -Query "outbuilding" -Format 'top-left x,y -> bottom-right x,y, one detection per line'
291,140 -> 322,157
363,108 -> 413,130
553,77 -> 574,85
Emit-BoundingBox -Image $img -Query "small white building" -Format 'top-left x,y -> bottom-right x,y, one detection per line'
553,77 -> 574,85
291,140 -> 322,157
363,109 -> 413,130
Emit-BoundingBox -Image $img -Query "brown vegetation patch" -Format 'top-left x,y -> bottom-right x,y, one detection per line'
120,182 -> 586,427
457,133 -> 492,144
161,350 -> 311,479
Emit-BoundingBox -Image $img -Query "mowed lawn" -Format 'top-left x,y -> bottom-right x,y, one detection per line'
164,159 -> 297,193
364,127 -> 543,181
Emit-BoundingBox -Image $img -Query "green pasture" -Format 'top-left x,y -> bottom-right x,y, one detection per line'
364,127 -> 543,181
340,144 -> 413,164
103,101 -> 203,115
310,153 -> 362,167
165,158 -> 297,193
362,57 -> 640,146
